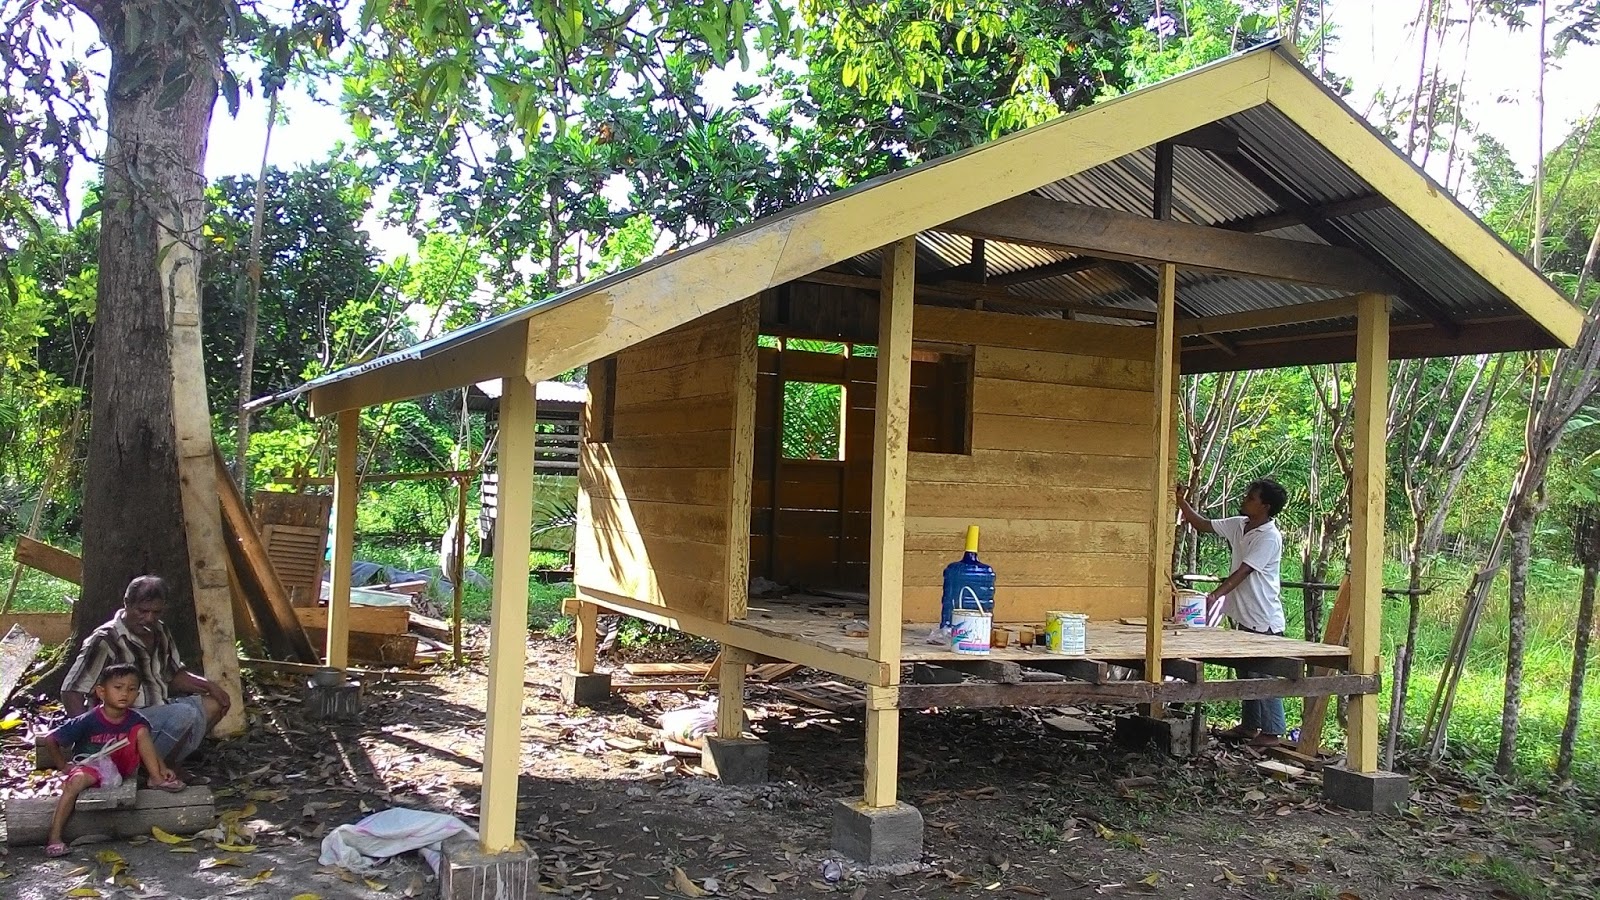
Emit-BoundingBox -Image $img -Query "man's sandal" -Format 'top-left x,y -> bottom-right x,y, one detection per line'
46,841 -> 69,857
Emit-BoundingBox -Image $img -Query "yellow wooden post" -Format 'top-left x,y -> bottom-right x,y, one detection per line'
575,600 -> 599,675
1146,262 -> 1178,684
481,367 -> 537,853
326,408 -> 360,670
717,646 -> 754,738
1348,292 -> 1389,773
864,236 -> 915,809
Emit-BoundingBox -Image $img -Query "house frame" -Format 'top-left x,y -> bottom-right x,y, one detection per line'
290,44 -> 1581,867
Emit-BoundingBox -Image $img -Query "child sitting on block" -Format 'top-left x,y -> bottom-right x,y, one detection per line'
37,663 -> 184,857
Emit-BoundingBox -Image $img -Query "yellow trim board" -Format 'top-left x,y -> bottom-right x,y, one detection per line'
1264,53 -> 1582,348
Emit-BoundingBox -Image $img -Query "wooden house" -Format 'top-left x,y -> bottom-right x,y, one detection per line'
291,44 -> 1582,872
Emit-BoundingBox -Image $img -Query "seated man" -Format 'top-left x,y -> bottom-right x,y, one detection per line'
61,575 -> 232,778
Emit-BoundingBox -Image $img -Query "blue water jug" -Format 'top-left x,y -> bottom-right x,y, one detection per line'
940,525 -> 995,628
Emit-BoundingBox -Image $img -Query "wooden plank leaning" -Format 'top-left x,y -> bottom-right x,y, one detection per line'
1296,577 -> 1352,756
213,450 -> 318,663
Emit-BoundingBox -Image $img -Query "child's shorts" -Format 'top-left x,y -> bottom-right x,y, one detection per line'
68,754 -> 125,788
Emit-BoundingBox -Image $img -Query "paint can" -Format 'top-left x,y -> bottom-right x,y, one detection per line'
1044,611 -> 1088,654
950,587 -> 992,655
1176,590 -> 1209,628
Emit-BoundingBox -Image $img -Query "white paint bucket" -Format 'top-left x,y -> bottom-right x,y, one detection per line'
1176,590 -> 1209,628
950,587 -> 992,655
1045,611 -> 1088,654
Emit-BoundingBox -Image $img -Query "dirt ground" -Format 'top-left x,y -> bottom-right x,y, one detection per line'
2,633 -> 1597,900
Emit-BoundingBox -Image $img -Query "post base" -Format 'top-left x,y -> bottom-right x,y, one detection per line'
560,671 -> 612,706
831,799 -> 924,866
1115,713 -> 1198,757
438,834 -> 537,900
303,678 -> 362,722
1322,766 -> 1410,814
701,736 -> 769,785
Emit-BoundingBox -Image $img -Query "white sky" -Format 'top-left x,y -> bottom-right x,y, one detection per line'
203,2 -> 1600,259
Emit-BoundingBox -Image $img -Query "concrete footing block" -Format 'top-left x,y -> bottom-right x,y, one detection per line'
560,672 -> 611,706
1115,713 -> 1197,757
1322,766 -> 1410,814
701,736 -> 769,785
831,799 -> 924,866
303,677 -> 362,722
438,834 -> 538,900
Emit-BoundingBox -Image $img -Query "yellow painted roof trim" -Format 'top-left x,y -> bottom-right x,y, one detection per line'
1264,53 -> 1582,347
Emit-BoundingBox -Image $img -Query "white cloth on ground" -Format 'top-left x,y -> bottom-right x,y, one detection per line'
319,808 -> 478,874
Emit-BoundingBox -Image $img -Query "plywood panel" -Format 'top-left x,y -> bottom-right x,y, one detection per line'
976,346 -> 1155,391
907,448 -> 1150,488
585,432 -> 735,469
972,378 -> 1154,425
914,306 -> 1155,360
906,518 -> 1149,554
903,551 -> 1148,586
583,466 -> 730,505
972,415 -> 1151,457
905,483 -> 1153,519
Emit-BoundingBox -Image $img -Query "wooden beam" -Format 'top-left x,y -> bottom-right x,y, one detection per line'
717,646 -> 755,737
1178,295 -> 1361,337
1169,122 -> 1241,154
579,586 -> 891,685
864,236 -> 915,811
896,674 -> 1380,709
724,297 -> 759,622
272,469 -> 474,486
308,322 -> 528,417
575,599 -> 598,675
1264,52 -> 1581,347
481,366 -> 536,853
1147,263 -> 1179,687
1348,293 -> 1389,773
942,196 -> 1401,294
326,409 -> 360,671
797,270 -> 1158,323
13,537 -> 81,585
1220,193 -> 1392,234
1180,316 -> 1563,374
213,452 -> 318,664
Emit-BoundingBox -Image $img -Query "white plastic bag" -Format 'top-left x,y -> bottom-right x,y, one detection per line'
319,807 -> 478,874
659,700 -> 719,747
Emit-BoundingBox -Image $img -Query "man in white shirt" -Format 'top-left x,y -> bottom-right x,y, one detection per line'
1175,479 -> 1288,746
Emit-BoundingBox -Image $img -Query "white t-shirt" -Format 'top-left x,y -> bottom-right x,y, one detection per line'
1209,516 -> 1285,633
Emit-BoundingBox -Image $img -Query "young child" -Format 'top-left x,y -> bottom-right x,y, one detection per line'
37,663 -> 184,857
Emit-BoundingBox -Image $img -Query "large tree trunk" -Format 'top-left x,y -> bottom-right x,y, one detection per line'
73,0 -> 226,666
1556,562 -> 1597,781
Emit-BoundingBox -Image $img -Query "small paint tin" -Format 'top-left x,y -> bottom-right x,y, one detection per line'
1044,611 -> 1088,654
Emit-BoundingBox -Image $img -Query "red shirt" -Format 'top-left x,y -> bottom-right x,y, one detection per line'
48,707 -> 150,776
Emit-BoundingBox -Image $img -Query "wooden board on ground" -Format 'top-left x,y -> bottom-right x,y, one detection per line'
1,786 -> 214,846
1043,714 -> 1101,736
408,611 -> 453,643
0,612 -> 71,646
13,536 -> 82,585
625,662 -> 713,677
771,680 -> 865,713
295,605 -> 410,635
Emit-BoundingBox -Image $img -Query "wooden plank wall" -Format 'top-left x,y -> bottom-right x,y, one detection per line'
903,307 -> 1161,623
576,304 -> 749,622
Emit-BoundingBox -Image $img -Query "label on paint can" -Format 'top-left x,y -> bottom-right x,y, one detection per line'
950,608 -> 992,655
1045,611 -> 1088,654
1176,590 -> 1209,627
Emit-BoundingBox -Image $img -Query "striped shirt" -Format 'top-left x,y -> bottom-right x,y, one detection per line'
62,610 -> 184,708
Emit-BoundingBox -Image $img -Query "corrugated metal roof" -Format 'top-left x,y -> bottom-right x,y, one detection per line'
281,40 -> 1577,408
